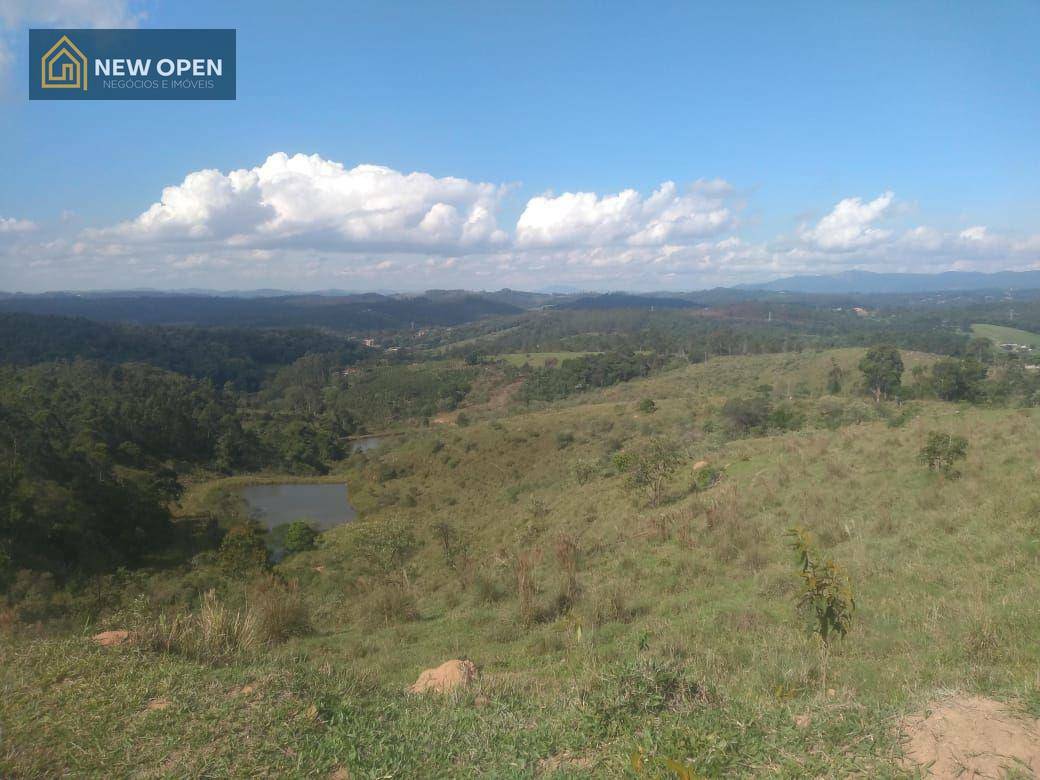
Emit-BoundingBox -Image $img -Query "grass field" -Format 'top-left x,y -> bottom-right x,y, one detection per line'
4,347 -> 1040,777
498,351 -> 598,367
971,322 -> 1040,349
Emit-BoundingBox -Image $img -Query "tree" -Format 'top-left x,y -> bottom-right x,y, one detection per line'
218,524 -> 270,575
625,438 -> 685,506
432,521 -> 468,573
930,357 -> 987,402
826,358 -> 844,394
283,521 -> 318,553
966,336 -> 994,362
858,345 -> 903,402
919,431 -> 968,478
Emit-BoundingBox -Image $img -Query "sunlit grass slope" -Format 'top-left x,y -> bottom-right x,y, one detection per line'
5,348 -> 1040,777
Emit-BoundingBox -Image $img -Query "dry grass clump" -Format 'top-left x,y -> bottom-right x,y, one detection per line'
133,578 -> 311,663
134,590 -> 261,663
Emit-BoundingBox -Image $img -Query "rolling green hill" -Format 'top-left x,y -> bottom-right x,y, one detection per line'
6,347 -> 1039,776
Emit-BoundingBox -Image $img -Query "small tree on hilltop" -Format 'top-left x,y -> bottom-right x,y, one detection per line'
786,526 -> 855,688
859,345 -> 903,402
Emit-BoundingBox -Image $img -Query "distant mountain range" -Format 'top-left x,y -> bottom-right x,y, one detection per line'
738,270 -> 1040,294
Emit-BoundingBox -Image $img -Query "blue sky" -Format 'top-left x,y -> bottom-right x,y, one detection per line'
1,0 -> 1038,291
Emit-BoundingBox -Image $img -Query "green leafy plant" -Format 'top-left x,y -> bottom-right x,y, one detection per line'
637,398 -> 657,414
826,358 -> 844,394
786,526 -> 855,687
859,344 -> 903,402
432,520 -> 472,587
626,438 -> 685,506
283,520 -> 318,553
350,517 -> 419,583
573,459 -> 597,485
919,431 -> 968,477
218,523 -> 270,576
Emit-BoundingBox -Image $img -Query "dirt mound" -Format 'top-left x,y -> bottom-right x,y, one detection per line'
902,695 -> 1040,778
408,659 -> 477,694
92,629 -> 130,647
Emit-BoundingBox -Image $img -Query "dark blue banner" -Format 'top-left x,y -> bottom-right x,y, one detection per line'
29,29 -> 236,100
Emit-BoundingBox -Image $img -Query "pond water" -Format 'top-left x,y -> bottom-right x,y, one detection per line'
241,483 -> 356,532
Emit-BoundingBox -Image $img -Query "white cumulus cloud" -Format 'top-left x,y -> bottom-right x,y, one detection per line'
0,216 -> 36,233
0,0 -> 143,81
798,191 -> 895,251
96,152 -> 510,253
0,0 -> 142,29
515,179 -> 735,249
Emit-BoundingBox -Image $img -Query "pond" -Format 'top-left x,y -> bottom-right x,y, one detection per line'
241,483 -> 357,532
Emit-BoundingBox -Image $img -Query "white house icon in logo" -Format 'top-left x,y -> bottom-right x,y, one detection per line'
41,35 -> 88,91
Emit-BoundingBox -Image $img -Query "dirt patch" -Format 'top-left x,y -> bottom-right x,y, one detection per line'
486,379 -> 522,410
537,751 -> 595,774
901,695 -> 1040,778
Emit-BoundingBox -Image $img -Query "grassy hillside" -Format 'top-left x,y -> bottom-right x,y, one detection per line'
971,322 -> 1040,349
4,348 -> 1040,777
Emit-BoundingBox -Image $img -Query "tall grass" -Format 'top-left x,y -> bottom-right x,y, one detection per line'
133,578 -> 310,663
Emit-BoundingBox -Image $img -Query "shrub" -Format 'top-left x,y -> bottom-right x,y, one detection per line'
350,517 -> 419,582
585,658 -> 704,730
768,403 -> 804,432
432,520 -> 471,586
638,398 -> 657,414
248,575 -> 311,641
826,358 -> 844,394
787,527 -> 854,642
612,451 -> 635,473
218,524 -> 270,576
555,430 -> 575,449
721,396 -> 771,435
573,459 -> 597,485
370,582 -> 419,624
554,532 -> 581,609
626,438 -> 684,507
283,521 -> 318,553
514,548 -> 542,626
919,431 -> 968,478
786,526 -> 855,687
691,464 -> 723,492
474,571 -> 507,605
